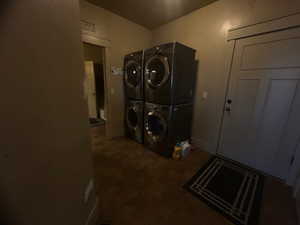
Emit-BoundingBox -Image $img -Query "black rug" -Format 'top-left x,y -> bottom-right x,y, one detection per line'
184,156 -> 264,225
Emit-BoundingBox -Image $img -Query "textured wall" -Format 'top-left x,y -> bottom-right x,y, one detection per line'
152,0 -> 300,153
80,1 -> 152,137
0,0 -> 96,224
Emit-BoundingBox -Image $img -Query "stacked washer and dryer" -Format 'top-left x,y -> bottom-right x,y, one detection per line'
124,42 -> 197,157
124,50 -> 144,143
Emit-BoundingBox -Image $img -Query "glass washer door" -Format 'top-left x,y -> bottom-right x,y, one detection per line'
145,55 -> 170,89
145,111 -> 167,143
125,60 -> 141,88
127,107 -> 138,130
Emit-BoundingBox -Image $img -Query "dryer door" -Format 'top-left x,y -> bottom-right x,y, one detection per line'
145,111 -> 167,143
127,106 -> 139,130
145,55 -> 170,89
125,60 -> 141,88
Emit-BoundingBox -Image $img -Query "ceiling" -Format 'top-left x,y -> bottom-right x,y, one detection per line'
87,0 -> 219,29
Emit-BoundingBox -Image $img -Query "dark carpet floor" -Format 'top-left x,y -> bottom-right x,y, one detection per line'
90,126 -> 297,225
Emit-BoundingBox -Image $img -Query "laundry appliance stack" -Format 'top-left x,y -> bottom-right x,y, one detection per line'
124,42 -> 197,157
123,50 -> 144,143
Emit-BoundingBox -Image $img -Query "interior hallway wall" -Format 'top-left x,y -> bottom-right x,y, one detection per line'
152,0 -> 300,153
83,42 -> 104,64
80,0 -> 152,137
0,0 -> 96,225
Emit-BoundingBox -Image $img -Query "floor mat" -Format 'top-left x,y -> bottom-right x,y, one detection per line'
89,118 -> 105,127
184,156 -> 264,225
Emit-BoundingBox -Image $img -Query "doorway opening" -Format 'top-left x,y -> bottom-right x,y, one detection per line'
83,42 -> 107,138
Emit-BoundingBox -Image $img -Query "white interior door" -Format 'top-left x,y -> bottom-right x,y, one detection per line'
219,27 -> 300,180
84,61 -> 98,118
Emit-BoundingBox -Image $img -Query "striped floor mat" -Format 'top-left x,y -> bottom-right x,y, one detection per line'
184,157 -> 264,225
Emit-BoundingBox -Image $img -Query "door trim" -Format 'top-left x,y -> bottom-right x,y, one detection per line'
81,33 -> 113,138
228,12 -> 300,41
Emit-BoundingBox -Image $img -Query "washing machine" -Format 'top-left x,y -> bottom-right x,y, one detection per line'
144,42 -> 197,105
125,99 -> 144,143
124,51 -> 144,100
144,102 -> 193,157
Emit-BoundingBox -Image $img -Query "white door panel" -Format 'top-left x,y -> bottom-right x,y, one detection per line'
220,78 -> 260,166
220,27 -> 300,180
241,37 -> 300,70
276,83 -> 300,179
256,79 -> 298,174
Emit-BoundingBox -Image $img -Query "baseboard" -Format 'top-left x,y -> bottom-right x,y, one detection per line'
191,137 -> 208,151
85,197 -> 99,225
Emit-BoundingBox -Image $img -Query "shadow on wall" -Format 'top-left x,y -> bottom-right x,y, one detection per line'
0,4 -> 17,225
0,1 -> 13,16
0,191 -> 18,225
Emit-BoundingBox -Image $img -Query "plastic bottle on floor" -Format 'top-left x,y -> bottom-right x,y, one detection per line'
172,144 -> 182,160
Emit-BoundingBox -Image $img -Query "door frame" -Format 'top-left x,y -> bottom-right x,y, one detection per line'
217,13 -> 300,186
84,61 -> 98,118
81,33 -> 113,138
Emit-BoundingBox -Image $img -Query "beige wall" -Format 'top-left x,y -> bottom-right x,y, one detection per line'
152,0 -> 300,153
83,42 -> 104,63
0,1 -> 96,225
80,1 -> 152,136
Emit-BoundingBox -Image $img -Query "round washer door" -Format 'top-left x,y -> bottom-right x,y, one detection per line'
145,55 -> 170,89
145,111 -> 167,143
127,107 -> 138,130
125,60 -> 141,88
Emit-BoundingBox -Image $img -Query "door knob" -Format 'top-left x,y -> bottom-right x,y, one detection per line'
225,99 -> 232,114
